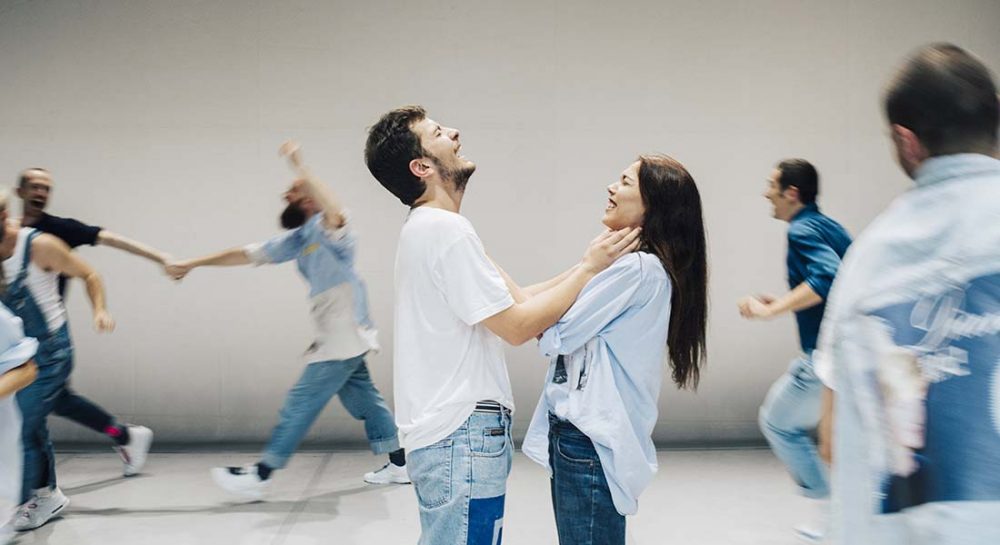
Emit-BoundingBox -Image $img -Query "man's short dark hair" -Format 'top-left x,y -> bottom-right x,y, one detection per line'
885,43 -> 999,156
365,105 -> 428,206
776,159 -> 819,204
18,167 -> 49,188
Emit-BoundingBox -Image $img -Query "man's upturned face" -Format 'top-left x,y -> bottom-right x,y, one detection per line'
19,169 -> 52,214
413,117 -> 476,191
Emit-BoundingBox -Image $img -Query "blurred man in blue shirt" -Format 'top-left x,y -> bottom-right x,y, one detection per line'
738,159 -> 851,542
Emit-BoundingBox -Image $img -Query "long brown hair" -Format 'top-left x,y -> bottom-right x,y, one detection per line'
637,155 -> 708,389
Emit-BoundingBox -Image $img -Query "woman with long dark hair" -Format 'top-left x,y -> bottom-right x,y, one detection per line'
521,155 -> 708,545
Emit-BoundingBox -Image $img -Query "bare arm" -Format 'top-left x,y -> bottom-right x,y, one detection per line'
488,259 -> 530,304
738,282 -> 822,320
524,265 -> 580,296
97,230 -> 171,266
33,235 -> 114,332
166,248 -> 252,280
818,386 -> 834,464
0,361 -> 37,398
482,228 -> 641,346
279,141 -> 346,231
490,259 -> 580,302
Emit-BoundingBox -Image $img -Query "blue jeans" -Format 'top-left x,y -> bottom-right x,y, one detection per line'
261,355 -> 399,469
408,409 -> 513,545
758,355 -> 830,499
548,414 -> 625,545
15,325 -> 73,503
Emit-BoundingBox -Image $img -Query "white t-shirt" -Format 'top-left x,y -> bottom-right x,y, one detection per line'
393,206 -> 515,451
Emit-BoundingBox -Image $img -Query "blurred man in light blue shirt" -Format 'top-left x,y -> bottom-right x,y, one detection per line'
816,43 -> 1000,545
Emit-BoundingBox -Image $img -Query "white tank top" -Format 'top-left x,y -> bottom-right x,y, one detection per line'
2,229 -> 68,334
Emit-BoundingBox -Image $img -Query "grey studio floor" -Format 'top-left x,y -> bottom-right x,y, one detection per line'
12,448 -> 816,545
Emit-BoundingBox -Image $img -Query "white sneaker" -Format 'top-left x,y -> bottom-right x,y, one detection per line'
211,465 -> 270,501
116,425 -> 154,477
794,499 -> 828,543
363,463 -> 410,485
1,523 -> 14,544
12,487 -> 70,531
794,523 -> 824,543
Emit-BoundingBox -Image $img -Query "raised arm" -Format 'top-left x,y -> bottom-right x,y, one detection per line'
488,258 -> 530,304
279,141 -> 346,231
33,234 -> 115,333
525,265 -> 580,297
483,228 -> 641,345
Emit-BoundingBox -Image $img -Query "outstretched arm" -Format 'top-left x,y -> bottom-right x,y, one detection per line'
738,282 -> 823,320
279,141 -> 346,231
483,228 -> 641,345
33,234 -> 114,333
166,248 -> 252,280
525,265 -> 580,297
97,230 -> 171,268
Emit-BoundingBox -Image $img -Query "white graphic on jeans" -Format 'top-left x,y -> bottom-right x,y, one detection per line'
492,517 -> 503,545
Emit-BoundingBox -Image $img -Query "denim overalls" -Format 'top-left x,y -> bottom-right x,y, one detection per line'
4,230 -> 74,503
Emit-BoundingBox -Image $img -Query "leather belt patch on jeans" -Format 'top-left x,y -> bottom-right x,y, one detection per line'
474,400 -> 503,414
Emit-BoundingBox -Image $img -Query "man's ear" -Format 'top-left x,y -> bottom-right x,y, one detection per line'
892,124 -> 929,166
409,158 -> 433,179
783,185 -> 801,204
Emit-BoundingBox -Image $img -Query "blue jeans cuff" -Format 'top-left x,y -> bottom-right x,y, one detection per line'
369,435 -> 400,455
259,451 -> 290,470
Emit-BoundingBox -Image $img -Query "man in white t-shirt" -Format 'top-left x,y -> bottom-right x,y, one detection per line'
365,105 -> 640,545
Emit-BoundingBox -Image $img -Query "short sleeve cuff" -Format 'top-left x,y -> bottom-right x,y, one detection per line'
805,276 -> 832,301
465,294 -> 515,326
243,243 -> 271,266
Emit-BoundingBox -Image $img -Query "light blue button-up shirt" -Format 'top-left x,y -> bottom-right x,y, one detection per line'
816,154 -> 1000,544
523,251 -> 671,515
245,213 -> 378,363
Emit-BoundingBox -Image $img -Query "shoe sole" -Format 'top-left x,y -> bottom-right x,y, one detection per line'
210,469 -> 267,501
363,477 -> 412,485
15,497 -> 70,531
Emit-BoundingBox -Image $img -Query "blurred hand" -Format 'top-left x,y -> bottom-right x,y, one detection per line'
93,309 -> 115,333
279,140 -> 303,169
165,260 -> 193,281
756,293 -> 777,305
581,227 -> 641,275
738,295 -> 772,319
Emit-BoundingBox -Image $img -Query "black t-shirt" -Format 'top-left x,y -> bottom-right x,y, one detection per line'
30,213 -> 103,296
32,213 -> 103,248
